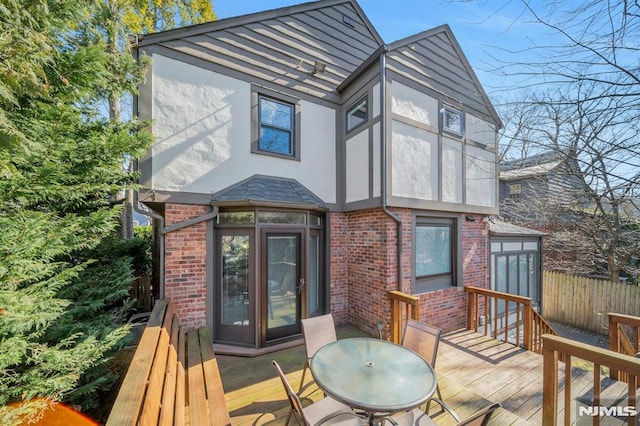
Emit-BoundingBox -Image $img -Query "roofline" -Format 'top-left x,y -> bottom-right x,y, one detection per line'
210,200 -> 329,212
138,0 -> 383,48
337,44 -> 388,93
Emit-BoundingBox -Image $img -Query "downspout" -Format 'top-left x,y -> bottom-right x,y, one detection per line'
379,50 -> 404,292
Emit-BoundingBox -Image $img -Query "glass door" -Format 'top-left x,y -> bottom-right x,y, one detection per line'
215,231 -> 254,346
262,229 -> 304,343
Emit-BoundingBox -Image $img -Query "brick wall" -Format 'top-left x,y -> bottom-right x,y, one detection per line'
334,208 -> 491,335
164,203 -> 209,331
328,212 -> 349,324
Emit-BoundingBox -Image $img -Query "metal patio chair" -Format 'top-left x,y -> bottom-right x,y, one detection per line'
299,313 -> 338,393
382,402 -> 500,426
401,319 -> 443,409
272,360 -> 363,426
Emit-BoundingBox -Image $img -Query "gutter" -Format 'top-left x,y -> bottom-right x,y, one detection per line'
379,51 -> 404,292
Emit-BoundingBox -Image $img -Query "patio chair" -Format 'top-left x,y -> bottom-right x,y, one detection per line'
382,401 -> 500,426
299,313 -> 337,393
401,319 -> 443,408
272,360 -> 363,426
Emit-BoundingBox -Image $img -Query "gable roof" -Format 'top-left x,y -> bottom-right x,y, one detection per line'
500,150 -> 573,180
386,25 -> 501,128
211,175 -> 327,210
137,1 -> 383,103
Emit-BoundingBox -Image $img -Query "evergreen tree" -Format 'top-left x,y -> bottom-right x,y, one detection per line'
0,0 -> 151,423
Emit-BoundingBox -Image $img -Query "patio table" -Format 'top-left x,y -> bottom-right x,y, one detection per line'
310,337 -> 437,425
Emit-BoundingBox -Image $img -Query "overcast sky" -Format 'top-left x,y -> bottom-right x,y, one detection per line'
213,0 -> 548,94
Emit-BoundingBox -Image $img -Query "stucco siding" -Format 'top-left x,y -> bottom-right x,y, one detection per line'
466,145 -> 496,207
442,138 -> 463,203
391,120 -> 438,200
391,81 -> 438,128
346,129 -> 369,203
151,54 -> 337,204
467,114 -> 495,148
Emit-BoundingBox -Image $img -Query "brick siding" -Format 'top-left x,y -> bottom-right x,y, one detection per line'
164,203 -> 209,331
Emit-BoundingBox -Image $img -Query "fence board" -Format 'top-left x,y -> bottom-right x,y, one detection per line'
542,271 -> 640,335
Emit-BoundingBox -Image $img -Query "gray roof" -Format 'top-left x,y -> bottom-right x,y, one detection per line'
489,219 -> 546,237
212,175 -> 327,209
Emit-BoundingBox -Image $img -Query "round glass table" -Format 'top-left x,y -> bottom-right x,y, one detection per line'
310,337 -> 437,424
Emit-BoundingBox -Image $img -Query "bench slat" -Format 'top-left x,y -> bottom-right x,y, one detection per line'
187,330 -> 209,425
159,316 -> 180,425
175,327 -> 186,426
108,300 -> 230,426
139,305 -> 175,425
106,300 -> 168,426
198,327 -> 231,426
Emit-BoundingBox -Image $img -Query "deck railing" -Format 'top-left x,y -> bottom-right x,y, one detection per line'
608,313 -> 640,382
542,334 -> 640,426
465,286 -> 559,354
387,290 -> 420,343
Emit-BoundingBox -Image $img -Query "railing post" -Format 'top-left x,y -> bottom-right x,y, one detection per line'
523,302 -> 532,351
609,314 -> 620,379
542,336 -> 558,426
466,290 -> 475,330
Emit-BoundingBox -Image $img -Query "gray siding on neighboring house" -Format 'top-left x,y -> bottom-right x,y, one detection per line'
138,1 -> 382,104
385,26 -> 498,124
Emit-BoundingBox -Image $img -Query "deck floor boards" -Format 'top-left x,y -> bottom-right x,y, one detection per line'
218,326 -> 632,425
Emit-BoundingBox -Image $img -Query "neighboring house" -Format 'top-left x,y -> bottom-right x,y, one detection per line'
499,150 -> 586,224
498,150 -> 599,279
135,0 -> 501,354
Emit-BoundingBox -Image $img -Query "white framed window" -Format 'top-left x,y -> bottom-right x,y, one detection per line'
346,98 -> 368,133
443,106 -> 463,136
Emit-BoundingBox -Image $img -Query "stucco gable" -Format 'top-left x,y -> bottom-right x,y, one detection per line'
137,1 -> 383,103
386,25 -> 501,128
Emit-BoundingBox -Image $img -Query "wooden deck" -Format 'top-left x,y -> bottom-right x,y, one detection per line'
218,326 -> 629,425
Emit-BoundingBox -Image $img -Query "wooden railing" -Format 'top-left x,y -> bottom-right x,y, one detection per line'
608,313 -> 640,382
542,334 -> 640,426
465,286 -> 558,354
387,290 -> 420,344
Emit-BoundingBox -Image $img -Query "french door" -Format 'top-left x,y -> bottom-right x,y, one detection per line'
215,230 -> 255,346
262,229 -> 304,343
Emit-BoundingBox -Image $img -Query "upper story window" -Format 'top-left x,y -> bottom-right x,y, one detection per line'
346,98 -> 367,133
258,96 -> 294,156
443,106 -> 463,136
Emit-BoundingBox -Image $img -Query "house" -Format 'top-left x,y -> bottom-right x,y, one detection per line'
499,149 -> 586,224
498,150 -> 598,278
134,0 -> 501,354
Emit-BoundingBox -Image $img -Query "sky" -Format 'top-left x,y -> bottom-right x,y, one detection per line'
212,0 -> 547,95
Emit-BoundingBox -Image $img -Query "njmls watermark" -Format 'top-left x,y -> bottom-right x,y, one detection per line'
577,399 -> 639,425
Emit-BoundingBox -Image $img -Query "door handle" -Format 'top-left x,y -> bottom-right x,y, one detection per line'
298,278 -> 305,294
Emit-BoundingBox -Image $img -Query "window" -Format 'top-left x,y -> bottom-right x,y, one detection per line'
346,98 -> 367,132
414,217 -> 456,292
257,96 -> 295,157
509,183 -> 521,200
443,106 -> 463,135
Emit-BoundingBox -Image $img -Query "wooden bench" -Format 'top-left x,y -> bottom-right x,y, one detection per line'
106,300 -> 230,425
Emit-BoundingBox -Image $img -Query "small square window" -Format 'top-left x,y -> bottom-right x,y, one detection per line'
443,106 -> 463,135
346,98 -> 367,132
259,96 -> 294,156
509,183 -> 522,200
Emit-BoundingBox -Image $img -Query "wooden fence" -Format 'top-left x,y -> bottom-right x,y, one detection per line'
542,271 -> 640,335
